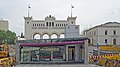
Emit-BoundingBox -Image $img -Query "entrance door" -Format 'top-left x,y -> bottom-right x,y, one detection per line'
68,46 -> 75,61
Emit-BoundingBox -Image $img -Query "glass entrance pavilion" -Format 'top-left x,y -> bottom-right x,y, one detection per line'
16,38 -> 88,64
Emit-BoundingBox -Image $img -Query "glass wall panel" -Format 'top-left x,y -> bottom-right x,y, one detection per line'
20,46 -> 65,62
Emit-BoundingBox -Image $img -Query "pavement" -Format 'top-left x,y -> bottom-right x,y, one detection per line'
16,64 -> 104,67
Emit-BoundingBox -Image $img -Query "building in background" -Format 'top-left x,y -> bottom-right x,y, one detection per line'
83,22 -> 120,45
24,15 -> 77,39
0,19 -> 9,31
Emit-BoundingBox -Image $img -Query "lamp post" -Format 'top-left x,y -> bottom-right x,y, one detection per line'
97,43 -> 100,55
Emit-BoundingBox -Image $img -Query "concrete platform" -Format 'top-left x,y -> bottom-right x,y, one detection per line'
16,64 -> 103,67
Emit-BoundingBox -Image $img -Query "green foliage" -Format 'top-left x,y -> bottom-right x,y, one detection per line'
0,30 -> 16,45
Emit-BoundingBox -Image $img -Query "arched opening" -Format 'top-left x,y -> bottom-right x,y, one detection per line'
113,39 -> 116,45
88,39 -> 90,44
60,34 -> 65,38
43,34 -> 49,39
51,34 -> 57,39
33,33 -> 40,39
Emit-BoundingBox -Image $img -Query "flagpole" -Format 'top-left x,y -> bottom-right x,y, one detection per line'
71,4 -> 72,17
28,5 -> 30,17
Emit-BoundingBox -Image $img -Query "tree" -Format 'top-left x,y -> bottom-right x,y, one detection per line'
0,30 -> 16,45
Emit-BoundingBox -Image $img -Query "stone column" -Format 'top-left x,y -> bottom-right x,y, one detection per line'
49,35 -> 51,39
75,45 -> 80,62
65,45 -> 68,61
57,35 -> 60,38
51,50 -> 53,61
40,36 -> 43,39
84,40 -> 88,64
79,45 -> 82,62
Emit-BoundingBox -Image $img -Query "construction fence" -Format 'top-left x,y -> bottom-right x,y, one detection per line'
89,54 -> 120,67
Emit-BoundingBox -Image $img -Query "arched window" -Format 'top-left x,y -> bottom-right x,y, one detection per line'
33,34 -> 40,39
113,30 -> 116,35
52,22 -> 54,26
105,30 -> 107,35
49,22 -> 51,26
113,39 -> 116,45
60,34 -> 65,38
43,34 -> 49,39
105,39 -> 107,44
51,34 -> 57,39
46,22 -> 48,26
88,39 -> 90,44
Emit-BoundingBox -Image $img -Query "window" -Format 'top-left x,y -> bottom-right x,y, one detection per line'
105,39 -> 107,44
75,26 -> 78,29
49,22 -> 51,26
43,24 -> 45,26
88,39 -> 90,44
27,22 -> 29,24
52,22 -> 54,26
56,24 -> 57,26
46,22 -> 48,26
33,24 -> 34,26
113,30 -> 116,35
39,24 -> 40,26
71,22 -> 73,24
60,24 -> 61,26
35,24 -> 36,26
94,31 -> 96,35
113,39 -> 116,45
105,30 -> 107,35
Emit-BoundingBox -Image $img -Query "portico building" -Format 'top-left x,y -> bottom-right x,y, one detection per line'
24,15 -> 77,39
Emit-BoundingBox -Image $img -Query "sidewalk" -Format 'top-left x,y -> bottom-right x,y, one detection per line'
16,64 -> 104,67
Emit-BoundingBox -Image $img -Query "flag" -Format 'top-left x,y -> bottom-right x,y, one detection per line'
28,5 -> 31,8
72,5 -> 74,8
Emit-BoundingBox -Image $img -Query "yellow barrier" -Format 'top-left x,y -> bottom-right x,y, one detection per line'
89,54 -> 120,66
100,45 -> 120,51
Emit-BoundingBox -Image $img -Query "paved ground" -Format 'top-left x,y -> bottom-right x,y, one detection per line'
16,64 -> 104,67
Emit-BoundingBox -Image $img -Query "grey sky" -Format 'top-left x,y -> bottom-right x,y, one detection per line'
0,0 -> 120,35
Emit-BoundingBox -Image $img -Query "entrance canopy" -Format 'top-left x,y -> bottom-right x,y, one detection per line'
20,41 -> 84,47
18,37 -> 88,47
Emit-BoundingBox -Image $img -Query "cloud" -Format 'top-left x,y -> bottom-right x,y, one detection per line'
0,0 -> 120,35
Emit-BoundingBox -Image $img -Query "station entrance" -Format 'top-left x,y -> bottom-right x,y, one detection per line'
68,46 -> 75,61
16,38 -> 88,64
